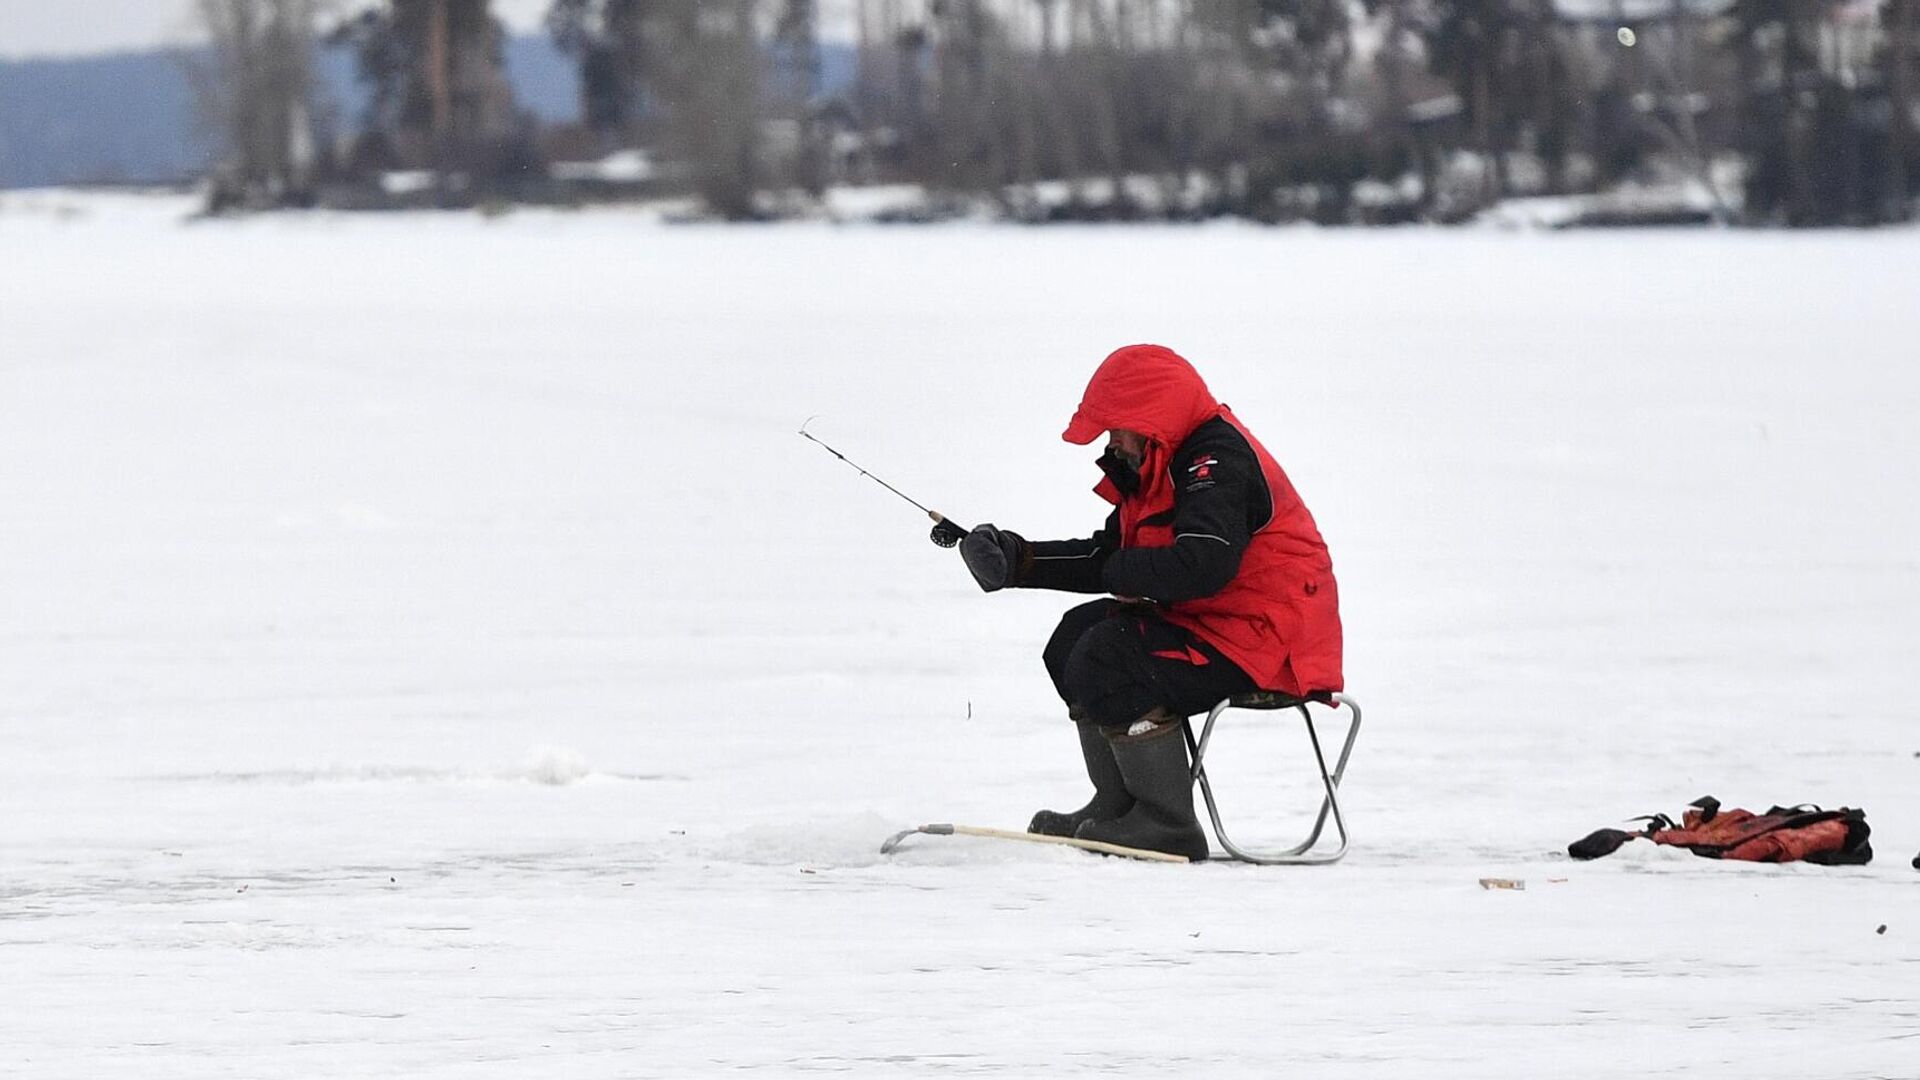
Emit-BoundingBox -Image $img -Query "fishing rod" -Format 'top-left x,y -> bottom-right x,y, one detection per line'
799,417 -> 968,547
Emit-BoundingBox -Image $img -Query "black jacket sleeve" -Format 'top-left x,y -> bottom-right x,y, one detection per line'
1099,429 -> 1264,604
1017,510 -> 1120,593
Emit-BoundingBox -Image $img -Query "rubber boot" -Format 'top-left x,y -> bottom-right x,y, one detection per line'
1074,719 -> 1210,861
1028,721 -> 1134,837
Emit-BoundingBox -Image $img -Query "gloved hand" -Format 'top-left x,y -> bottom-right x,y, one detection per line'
960,524 -> 1030,592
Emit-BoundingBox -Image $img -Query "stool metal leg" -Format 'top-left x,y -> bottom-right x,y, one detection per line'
1186,693 -> 1363,865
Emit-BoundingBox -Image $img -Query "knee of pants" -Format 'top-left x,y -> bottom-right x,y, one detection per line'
1043,599 -> 1115,698
1061,618 -> 1157,728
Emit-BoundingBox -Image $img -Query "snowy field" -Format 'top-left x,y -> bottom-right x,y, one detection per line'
3,192 -> 1918,1078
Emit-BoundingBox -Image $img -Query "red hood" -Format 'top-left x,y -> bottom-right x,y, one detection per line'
1062,344 -> 1223,449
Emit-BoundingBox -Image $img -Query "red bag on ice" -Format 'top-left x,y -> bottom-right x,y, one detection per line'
1569,796 -> 1872,865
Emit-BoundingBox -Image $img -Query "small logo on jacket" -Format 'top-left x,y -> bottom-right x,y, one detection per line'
1184,455 -> 1219,492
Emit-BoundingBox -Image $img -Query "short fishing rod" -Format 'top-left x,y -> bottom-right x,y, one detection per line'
799,418 -> 968,547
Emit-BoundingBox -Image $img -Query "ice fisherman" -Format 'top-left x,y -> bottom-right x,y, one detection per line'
957,344 -> 1344,861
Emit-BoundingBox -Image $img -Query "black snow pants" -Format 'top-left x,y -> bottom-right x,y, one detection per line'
1043,599 -> 1257,730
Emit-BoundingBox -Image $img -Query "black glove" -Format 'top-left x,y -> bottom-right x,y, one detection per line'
960,524 -> 1030,593
1567,828 -> 1639,861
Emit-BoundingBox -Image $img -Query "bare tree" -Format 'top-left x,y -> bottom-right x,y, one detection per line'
1890,0 -> 1916,219
774,0 -> 830,196
191,0 -> 331,209
652,0 -> 768,218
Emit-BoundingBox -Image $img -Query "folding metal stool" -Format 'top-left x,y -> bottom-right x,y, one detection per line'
1183,690 -> 1363,865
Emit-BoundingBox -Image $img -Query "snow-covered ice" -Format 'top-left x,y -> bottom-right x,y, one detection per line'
3,193 -> 1918,1076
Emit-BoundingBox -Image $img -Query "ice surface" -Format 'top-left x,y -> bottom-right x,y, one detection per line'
3,193 -> 1918,1076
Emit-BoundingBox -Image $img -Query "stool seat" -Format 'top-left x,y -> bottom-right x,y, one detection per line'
1225,689 -> 1336,711
1184,691 -> 1361,865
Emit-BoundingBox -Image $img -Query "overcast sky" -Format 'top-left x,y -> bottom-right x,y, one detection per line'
0,0 -> 858,60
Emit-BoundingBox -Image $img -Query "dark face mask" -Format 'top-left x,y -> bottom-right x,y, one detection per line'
1097,447 -> 1142,496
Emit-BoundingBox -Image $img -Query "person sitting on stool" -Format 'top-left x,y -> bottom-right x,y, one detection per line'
958,343 -> 1344,861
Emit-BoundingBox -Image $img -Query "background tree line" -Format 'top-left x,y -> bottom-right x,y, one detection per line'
198,0 -> 1919,225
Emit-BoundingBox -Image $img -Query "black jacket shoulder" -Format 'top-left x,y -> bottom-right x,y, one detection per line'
1167,417 -> 1272,533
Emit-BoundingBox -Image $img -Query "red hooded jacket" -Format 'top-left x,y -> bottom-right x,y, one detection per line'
1061,344 -> 1344,697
